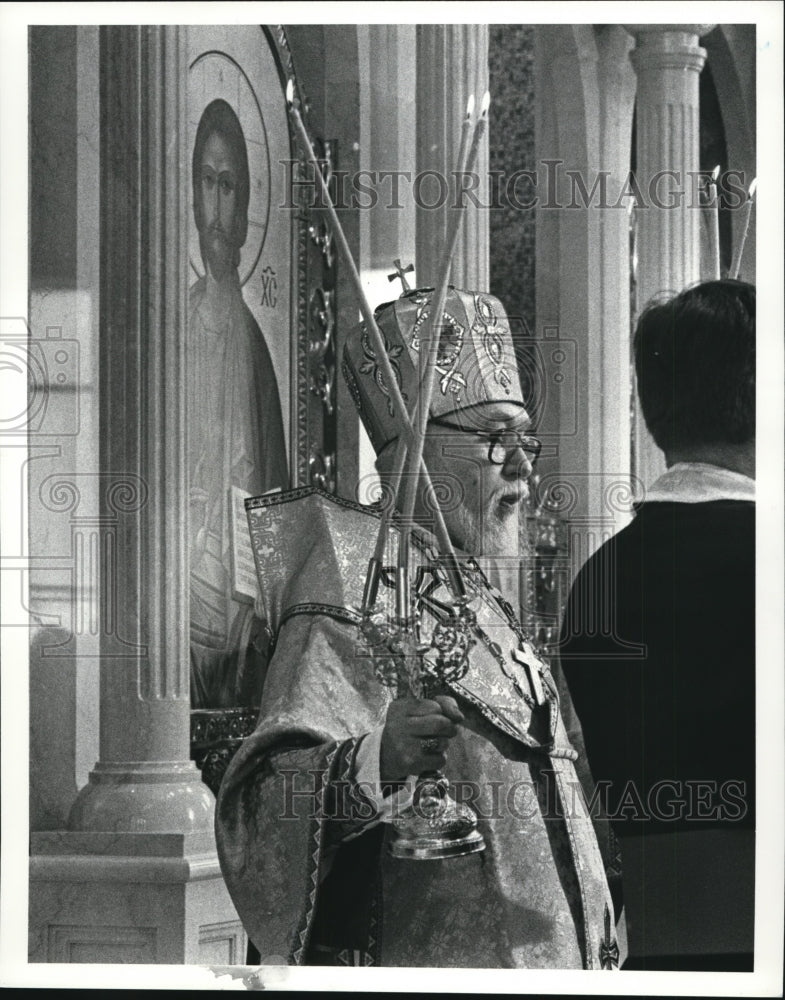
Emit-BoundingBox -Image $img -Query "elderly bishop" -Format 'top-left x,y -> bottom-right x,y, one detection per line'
216,285 -> 622,969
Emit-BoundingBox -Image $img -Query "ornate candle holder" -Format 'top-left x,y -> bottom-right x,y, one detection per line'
359,586 -> 486,861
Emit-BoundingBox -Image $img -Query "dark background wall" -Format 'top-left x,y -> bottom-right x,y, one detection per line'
488,25 -> 536,337
29,26 -> 78,288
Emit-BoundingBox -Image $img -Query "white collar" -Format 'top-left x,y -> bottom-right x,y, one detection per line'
643,462 -> 756,504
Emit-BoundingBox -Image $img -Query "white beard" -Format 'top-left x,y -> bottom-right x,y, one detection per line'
451,503 -> 532,613
452,501 -> 521,559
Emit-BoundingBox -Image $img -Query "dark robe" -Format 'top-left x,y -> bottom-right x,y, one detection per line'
559,498 -> 755,969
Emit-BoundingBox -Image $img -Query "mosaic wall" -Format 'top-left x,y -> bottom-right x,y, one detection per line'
488,25 -> 536,339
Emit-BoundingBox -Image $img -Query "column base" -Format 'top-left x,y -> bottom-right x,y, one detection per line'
29,831 -> 246,964
67,760 -> 215,833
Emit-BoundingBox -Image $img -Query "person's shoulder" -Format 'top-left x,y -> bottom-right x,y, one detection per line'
563,518 -> 644,609
639,498 -> 754,511
577,517 -> 638,564
635,498 -> 755,532
635,500 -> 755,575
245,487 -> 385,625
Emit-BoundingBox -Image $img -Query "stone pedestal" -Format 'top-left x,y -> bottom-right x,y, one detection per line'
416,25 -> 489,291
30,833 -> 245,964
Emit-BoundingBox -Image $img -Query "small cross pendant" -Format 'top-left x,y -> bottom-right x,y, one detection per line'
511,642 -> 546,705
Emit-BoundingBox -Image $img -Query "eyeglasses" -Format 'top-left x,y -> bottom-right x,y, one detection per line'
429,418 -> 542,467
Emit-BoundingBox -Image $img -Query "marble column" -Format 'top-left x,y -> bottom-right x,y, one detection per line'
534,26 -> 640,582
29,26 -> 243,965
355,26 -> 418,494
627,24 -> 712,308
66,24 -> 210,835
626,24 -> 712,488
415,25 -> 489,291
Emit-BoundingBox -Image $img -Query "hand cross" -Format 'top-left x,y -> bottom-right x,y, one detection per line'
511,642 -> 546,705
388,258 -> 414,294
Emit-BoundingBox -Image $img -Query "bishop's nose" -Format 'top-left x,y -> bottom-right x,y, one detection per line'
501,445 -> 534,480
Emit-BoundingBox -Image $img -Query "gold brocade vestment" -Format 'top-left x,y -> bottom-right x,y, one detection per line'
216,487 -> 621,969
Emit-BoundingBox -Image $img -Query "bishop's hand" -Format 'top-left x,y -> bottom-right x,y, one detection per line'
380,695 -> 464,782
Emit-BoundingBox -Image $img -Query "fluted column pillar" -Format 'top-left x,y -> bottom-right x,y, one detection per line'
626,24 -> 712,488
29,26 -> 244,966
64,26 -> 212,833
627,25 -> 711,307
415,25 -> 489,290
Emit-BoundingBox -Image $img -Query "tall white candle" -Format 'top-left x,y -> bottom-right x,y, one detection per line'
416,93 -> 489,445
707,165 -> 721,280
398,97 -> 485,529
729,178 -> 757,280
284,81 -> 462,585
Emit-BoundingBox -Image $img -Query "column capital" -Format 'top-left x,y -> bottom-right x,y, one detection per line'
626,25 -> 710,75
624,24 -> 715,42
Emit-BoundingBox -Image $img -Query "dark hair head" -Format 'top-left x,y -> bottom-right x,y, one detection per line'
633,279 -> 755,453
192,98 -> 250,251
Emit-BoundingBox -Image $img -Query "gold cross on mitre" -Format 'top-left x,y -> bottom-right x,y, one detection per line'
388,258 -> 414,294
511,641 -> 546,705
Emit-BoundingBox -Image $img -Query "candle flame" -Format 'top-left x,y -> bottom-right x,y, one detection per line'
480,91 -> 491,115
749,177 -> 757,199
711,164 -> 720,183
286,79 -> 294,107
466,94 -> 475,118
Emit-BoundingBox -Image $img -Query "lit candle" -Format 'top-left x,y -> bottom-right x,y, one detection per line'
397,92 -> 474,491
729,177 -> 756,280
412,92 -> 488,452
443,91 -> 488,309
455,93 -> 475,187
707,164 -> 721,280
411,93 -> 489,458
396,94 -> 488,605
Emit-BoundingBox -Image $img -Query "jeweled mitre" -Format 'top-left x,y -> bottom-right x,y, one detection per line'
342,287 -> 525,453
